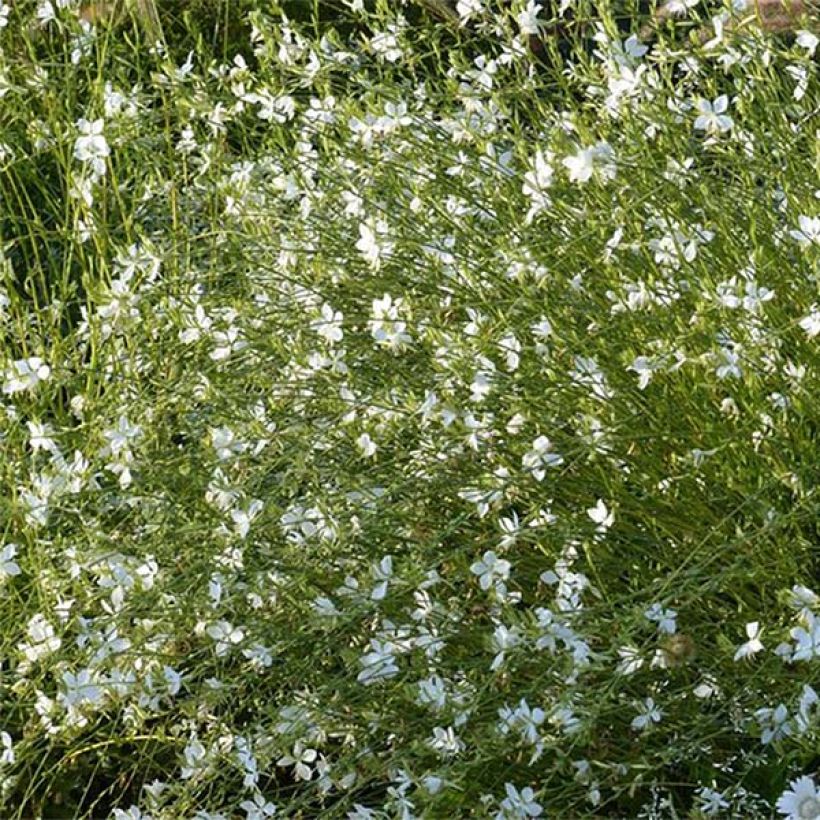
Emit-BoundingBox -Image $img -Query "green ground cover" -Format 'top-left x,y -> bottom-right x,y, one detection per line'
0,0 -> 819,816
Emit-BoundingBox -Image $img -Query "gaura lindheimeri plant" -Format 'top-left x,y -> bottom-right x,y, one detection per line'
0,0 -> 818,817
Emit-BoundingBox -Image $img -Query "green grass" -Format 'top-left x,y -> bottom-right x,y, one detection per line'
0,0 -> 818,817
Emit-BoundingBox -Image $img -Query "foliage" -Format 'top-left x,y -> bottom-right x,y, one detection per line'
0,0 -> 819,817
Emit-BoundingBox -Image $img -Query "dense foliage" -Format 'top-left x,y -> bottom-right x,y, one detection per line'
0,0 -> 819,817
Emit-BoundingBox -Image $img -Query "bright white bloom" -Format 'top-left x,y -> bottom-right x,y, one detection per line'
417,674 -> 448,710
471,550 -> 511,592
734,621 -> 764,661
356,218 -> 393,269
210,426 -> 246,462
357,432 -> 377,457
102,415 -> 142,456
369,28 -> 402,62
791,613 -> 820,662
312,303 -> 344,344
58,668 -> 104,709
370,555 -> 393,600
206,620 -> 244,656
714,347 -> 742,380
522,435 -> 564,480
631,697 -> 662,731
562,141 -> 617,184
210,325 -> 247,361
357,639 -> 399,684
616,646 -> 644,675
645,603 -> 677,634
0,731 -> 13,766
522,150 -> 554,224
3,357 -> 50,394
370,293 -> 412,351
789,585 -> 819,615
278,741 -> 318,781
790,216 -> 820,248
239,792 -> 278,819
796,30 -> 819,56
498,698 -> 545,746
230,499 -> 263,539
796,685 -> 819,733
429,726 -> 464,757
661,0 -> 699,14
0,543 -> 21,582
777,775 -> 820,819
516,0 -> 545,34
181,737 -> 209,780
587,499 -> 614,534
457,0 -> 483,24
629,355 -> 663,389
499,332 -> 521,372
694,96 -> 733,133
696,786 -> 730,815
74,118 -> 110,177
756,703 -> 793,744
799,306 -> 820,339
496,783 -> 543,818
19,613 -> 61,667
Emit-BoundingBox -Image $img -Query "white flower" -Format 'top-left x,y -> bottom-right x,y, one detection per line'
230,499 -> 263,539
357,639 -> 399,685
714,347 -> 742,380
19,613 -> 61,666
0,543 -> 21,582
456,0 -> 483,24
631,697 -> 662,731
694,95 -> 733,133
776,775 -> 820,819
58,668 -> 104,709
470,550 -> 511,591
799,306 -> 820,339
206,620 -> 244,656
429,726 -> 464,757
312,302 -> 344,344
562,141 -> 616,184
357,432 -> 377,457
370,293 -> 411,351
629,355 -> 662,390
516,0 -> 544,35
791,613 -> 820,662
756,703 -> 793,744
278,741 -> 318,781
499,332 -> 521,372
181,738 -> 208,779
796,30 -> 819,57
356,218 -> 393,269
645,602 -> 677,634
616,646 -> 644,675
3,357 -> 50,394
661,0 -> 699,14
370,555 -> 393,600
239,792 -> 277,819
587,499 -> 614,533
696,786 -> 730,815
74,118 -> 110,177
522,435 -> 564,480
496,783 -> 542,818
0,731 -> 13,766
522,150 -> 554,224
790,216 -> 820,248
734,621 -> 764,660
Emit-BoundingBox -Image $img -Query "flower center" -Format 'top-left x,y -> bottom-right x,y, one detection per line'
798,797 -> 820,819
